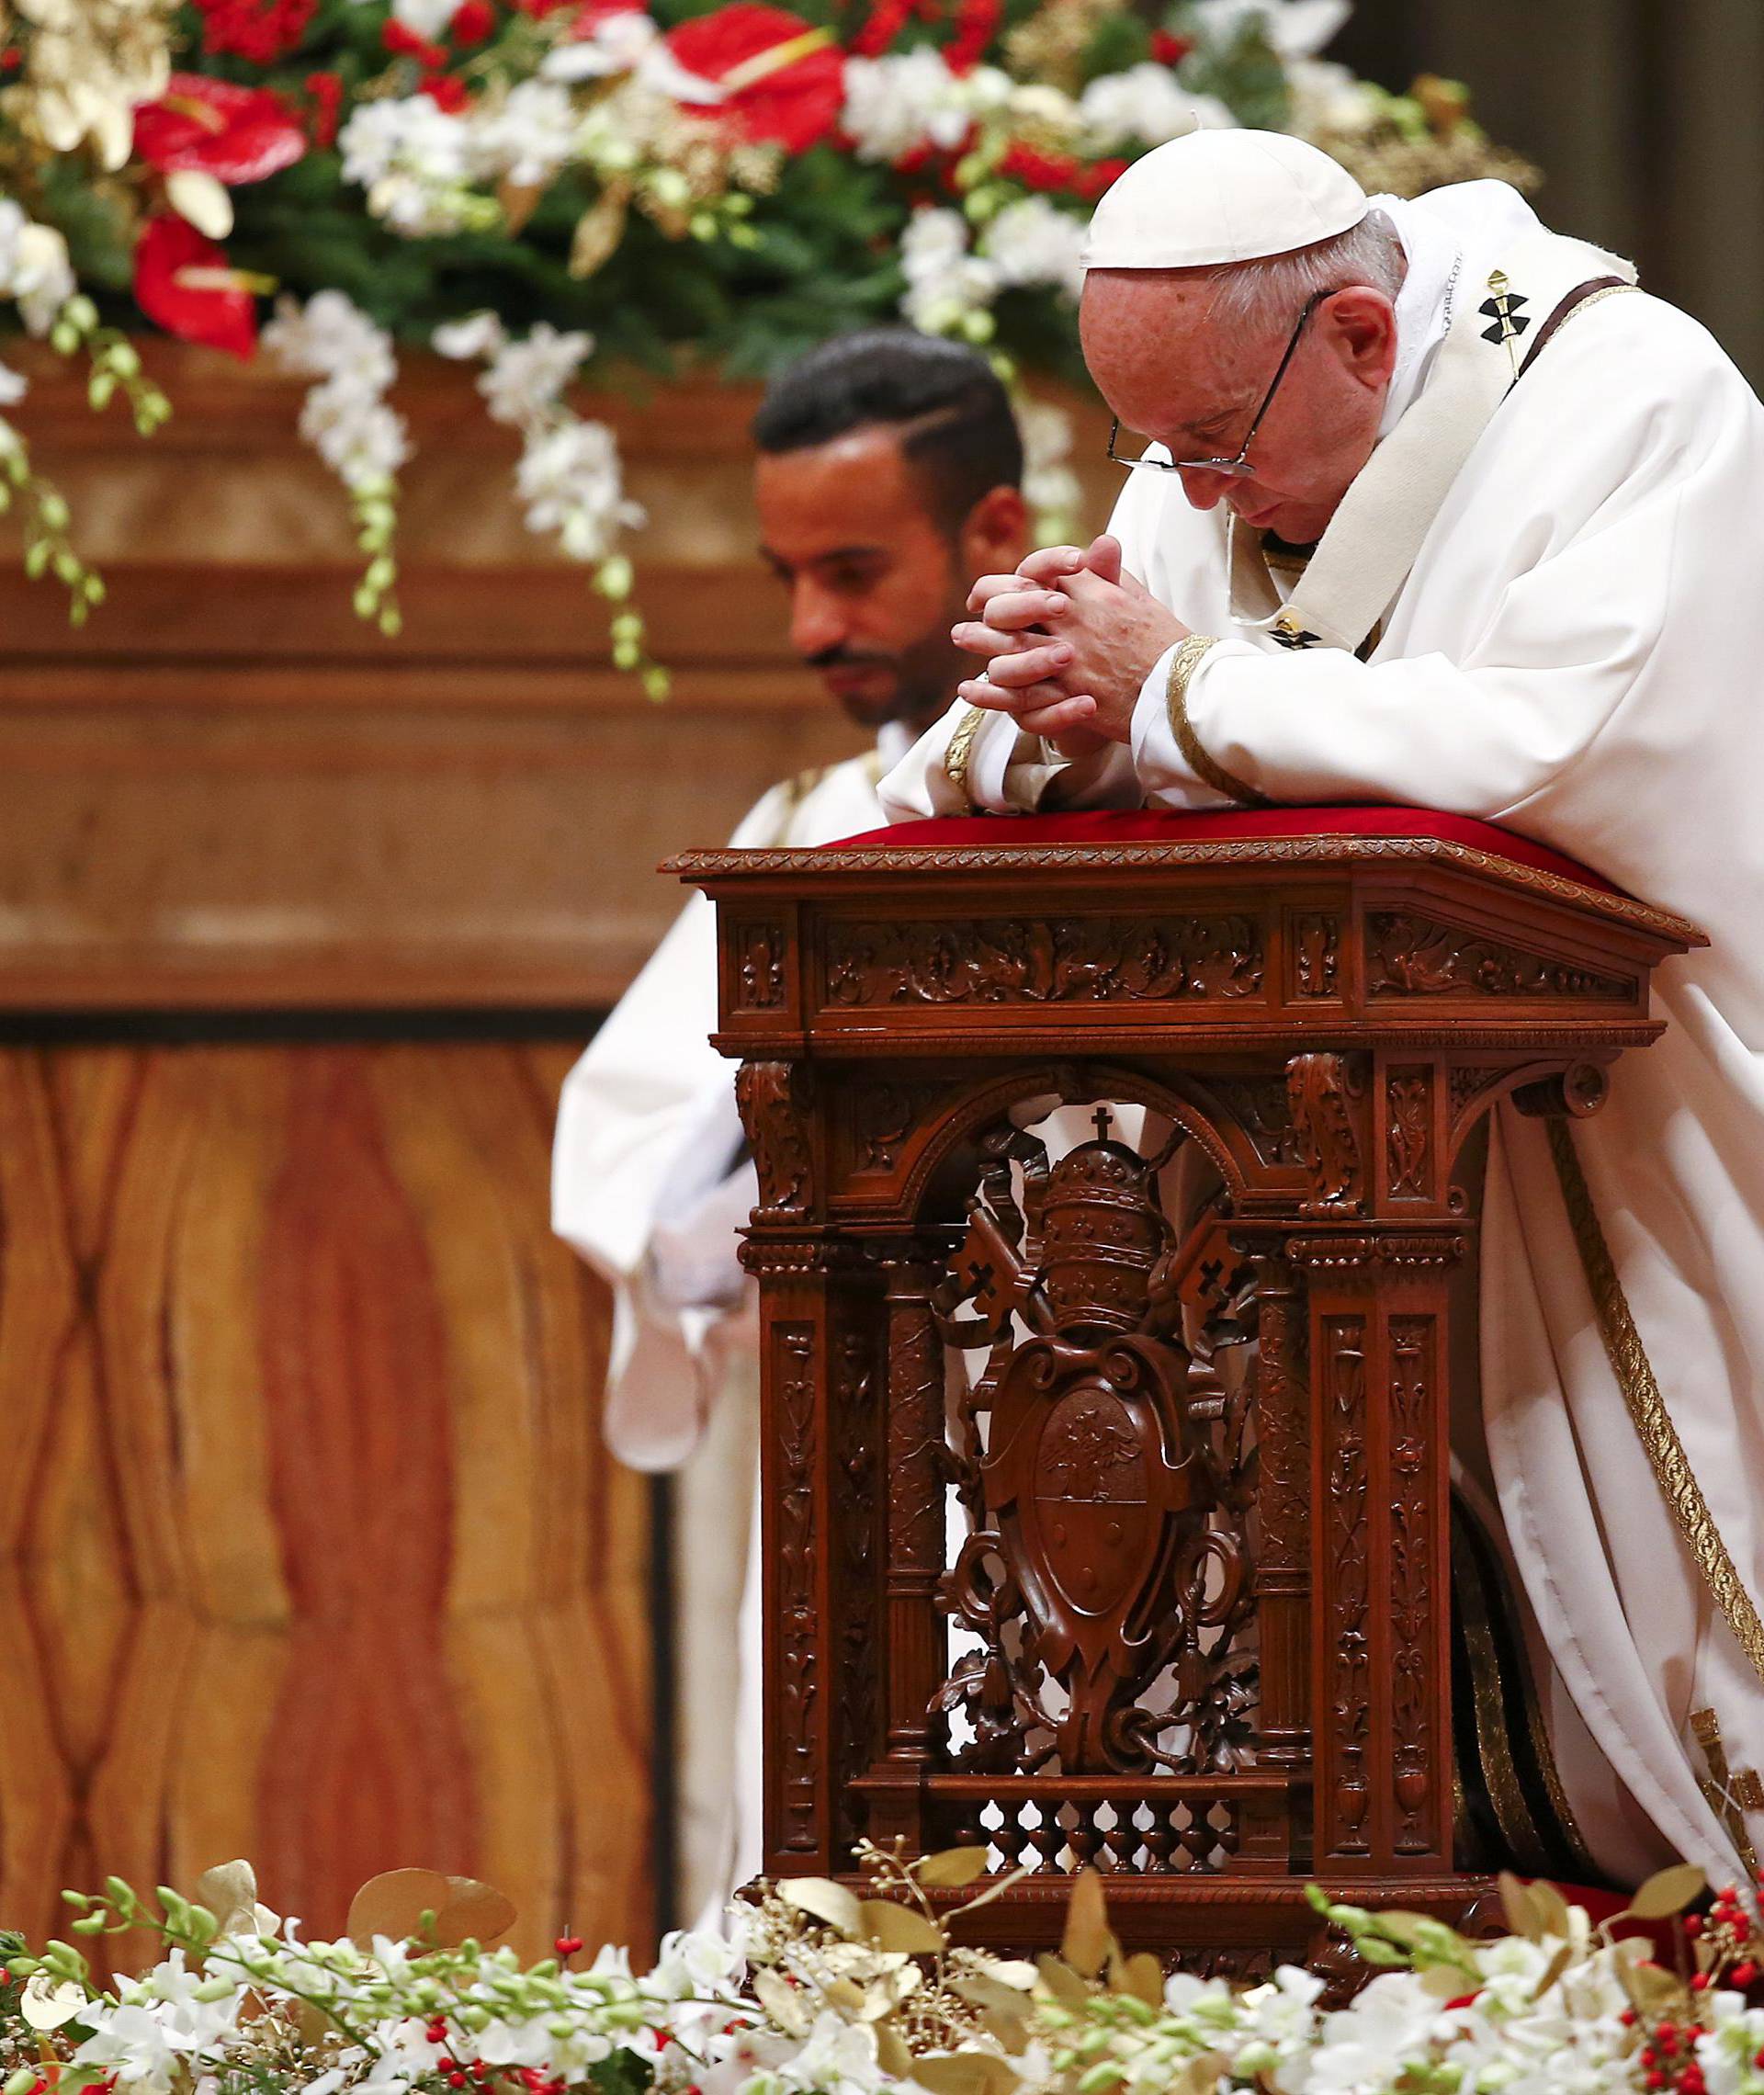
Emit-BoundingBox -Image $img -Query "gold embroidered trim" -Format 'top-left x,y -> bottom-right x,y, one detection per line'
942,704 -> 988,809
1692,1707 -> 1764,1875
1453,1498 -> 1600,1881
779,760 -> 838,814
1548,1119 -> 1764,1693
1165,635 -> 1269,808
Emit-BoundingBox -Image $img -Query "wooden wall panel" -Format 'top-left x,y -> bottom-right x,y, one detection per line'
0,1039 -> 650,1965
0,349 -> 1115,1014
0,349 -> 1118,1953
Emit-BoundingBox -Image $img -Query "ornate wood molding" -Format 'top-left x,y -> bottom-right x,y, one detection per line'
668,834 -> 1705,949
773,1321 -> 820,1855
735,1059 -> 814,1218
1369,912 -> 1634,1000
824,914 -> 1263,1007
1287,1052 -> 1366,1217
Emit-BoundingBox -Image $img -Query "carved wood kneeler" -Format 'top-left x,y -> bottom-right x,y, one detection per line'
674,810 -> 1702,1973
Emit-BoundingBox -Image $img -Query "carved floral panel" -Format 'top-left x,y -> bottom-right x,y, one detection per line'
1369,914 -> 1631,1000
823,915 -> 1264,1008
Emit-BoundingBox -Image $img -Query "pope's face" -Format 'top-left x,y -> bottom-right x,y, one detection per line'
755,426 -> 1025,733
1080,269 -> 1399,547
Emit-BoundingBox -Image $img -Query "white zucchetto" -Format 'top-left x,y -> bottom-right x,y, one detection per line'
1080,128 -> 1370,269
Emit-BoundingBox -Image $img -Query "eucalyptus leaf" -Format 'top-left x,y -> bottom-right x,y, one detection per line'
915,1847 -> 992,1890
777,1878 -> 864,1940
858,1900 -> 945,1955
1059,1868 -> 1113,1980
1627,1864 -> 1707,1919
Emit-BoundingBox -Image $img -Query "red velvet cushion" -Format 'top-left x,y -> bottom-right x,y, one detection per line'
830,806 -> 1619,896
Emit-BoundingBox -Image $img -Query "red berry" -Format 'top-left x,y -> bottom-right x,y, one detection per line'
1690,1974 -> 1712,1992
1649,2074 -> 1669,2089
1622,2011 -> 1639,2027
555,1934 -> 584,1958
1687,1916 -> 1705,1936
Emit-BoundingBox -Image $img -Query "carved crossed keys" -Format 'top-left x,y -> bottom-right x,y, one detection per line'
937,1108 -> 1252,1778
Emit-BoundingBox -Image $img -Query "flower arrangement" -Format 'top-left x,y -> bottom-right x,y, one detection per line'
0,0 -> 1533,684
0,1851 -> 1755,2095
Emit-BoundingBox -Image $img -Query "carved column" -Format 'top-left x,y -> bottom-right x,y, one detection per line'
863,1256 -> 947,1850
740,1058 -> 837,1874
1245,1248 -> 1311,1866
1283,1046 -> 1460,1872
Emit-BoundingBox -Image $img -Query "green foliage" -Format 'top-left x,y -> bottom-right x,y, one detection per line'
1077,11 -> 1152,87
585,2055 -> 654,2095
1176,7 -> 1291,130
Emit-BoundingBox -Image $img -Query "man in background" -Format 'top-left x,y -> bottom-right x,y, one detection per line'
551,329 -> 1029,1913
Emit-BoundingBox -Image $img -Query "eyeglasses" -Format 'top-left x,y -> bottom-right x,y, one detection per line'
1106,286 -> 1334,480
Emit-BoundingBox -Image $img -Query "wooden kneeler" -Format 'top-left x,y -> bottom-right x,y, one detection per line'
674,808 -> 1702,1974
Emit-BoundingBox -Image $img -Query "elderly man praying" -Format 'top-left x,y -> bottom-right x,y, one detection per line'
881,129 -> 1764,1892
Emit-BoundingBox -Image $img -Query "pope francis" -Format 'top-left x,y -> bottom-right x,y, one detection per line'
881,129 -> 1764,1890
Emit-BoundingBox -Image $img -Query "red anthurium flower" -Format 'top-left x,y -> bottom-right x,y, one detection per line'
133,215 -> 261,360
134,74 -> 307,184
665,3 -> 845,153
450,0 -> 497,40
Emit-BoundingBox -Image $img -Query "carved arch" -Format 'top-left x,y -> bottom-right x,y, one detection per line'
900,1060 -> 1251,1227
1442,1056 -> 1611,1175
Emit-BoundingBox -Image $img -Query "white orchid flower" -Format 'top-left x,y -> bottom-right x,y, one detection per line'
21,1971 -> 90,2031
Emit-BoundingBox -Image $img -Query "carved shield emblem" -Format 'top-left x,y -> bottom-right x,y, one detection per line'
1032,1384 -> 1150,1622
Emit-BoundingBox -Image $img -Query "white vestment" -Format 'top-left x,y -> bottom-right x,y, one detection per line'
553,731 -> 900,1916
881,179 -> 1764,1886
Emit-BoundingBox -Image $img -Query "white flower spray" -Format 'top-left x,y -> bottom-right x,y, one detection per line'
0,201 -> 171,625
435,313 -> 662,697
263,290 -> 410,636
0,1858 -> 1744,2095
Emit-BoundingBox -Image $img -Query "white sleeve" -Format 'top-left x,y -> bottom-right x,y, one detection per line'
877,698 -> 1137,819
551,783 -> 788,1468
1127,643 -> 1238,810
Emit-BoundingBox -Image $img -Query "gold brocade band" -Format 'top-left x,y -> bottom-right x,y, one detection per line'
1547,1118 -> 1764,1693
942,704 -> 987,810
1164,635 -> 1271,809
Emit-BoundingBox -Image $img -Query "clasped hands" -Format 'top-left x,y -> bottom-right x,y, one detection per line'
951,533 -> 1190,757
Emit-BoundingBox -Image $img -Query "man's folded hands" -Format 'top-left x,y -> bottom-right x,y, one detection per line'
949,531 -> 1189,754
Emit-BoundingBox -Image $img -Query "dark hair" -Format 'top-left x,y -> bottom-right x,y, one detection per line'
752,329 -> 1023,532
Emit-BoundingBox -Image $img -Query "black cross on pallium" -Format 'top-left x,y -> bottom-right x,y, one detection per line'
1270,621 -> 1322,650
1480,269 -> 1532,371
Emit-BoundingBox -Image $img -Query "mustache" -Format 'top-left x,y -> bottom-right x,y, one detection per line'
803,645 -> 897,673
